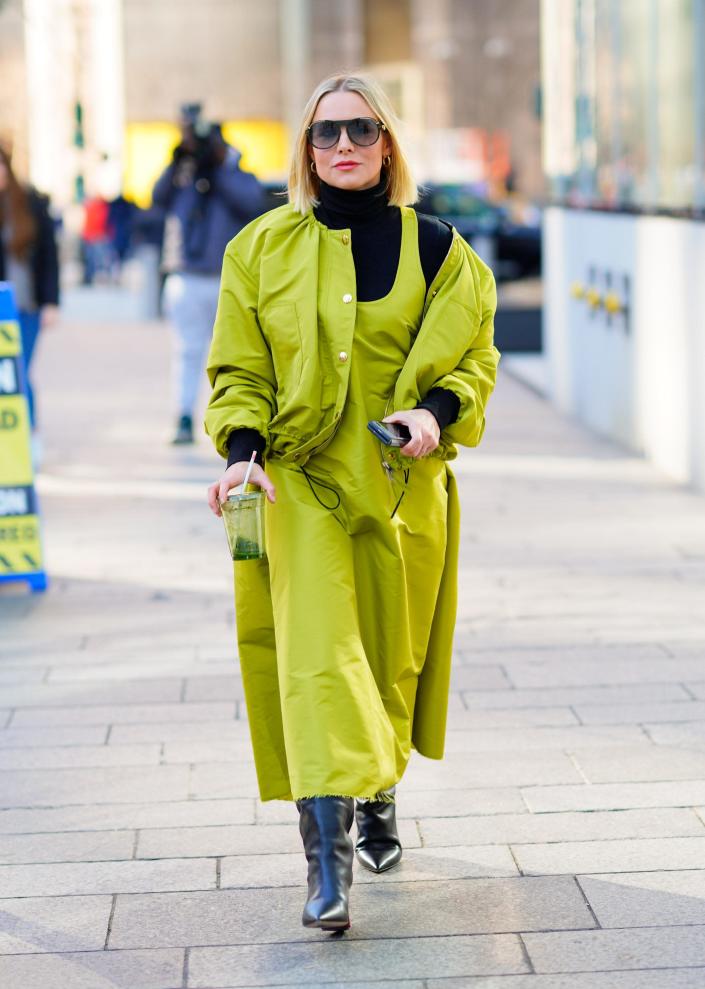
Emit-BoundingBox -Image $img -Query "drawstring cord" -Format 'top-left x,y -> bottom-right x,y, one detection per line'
389,467 -> 409,518
299,466 -> 342,511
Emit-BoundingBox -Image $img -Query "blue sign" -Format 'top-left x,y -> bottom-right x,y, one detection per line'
0,283 -> 47,592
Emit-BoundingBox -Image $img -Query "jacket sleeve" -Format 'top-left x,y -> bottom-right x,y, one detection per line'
151,164 -> 177,209
31,193 -> 60,307
429,256 -> 499,449
213,165 -> 265,225
204,242 -> 276,458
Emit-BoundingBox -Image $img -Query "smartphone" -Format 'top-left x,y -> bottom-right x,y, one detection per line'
367,420 -> 412,447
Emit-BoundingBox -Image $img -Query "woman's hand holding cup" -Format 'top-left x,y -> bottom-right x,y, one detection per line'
207,462 -> 276,517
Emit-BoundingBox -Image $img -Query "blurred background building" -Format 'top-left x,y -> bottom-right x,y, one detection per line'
540,0 -> 705,492
0,0 -> 542,207
1,0 -> 704,490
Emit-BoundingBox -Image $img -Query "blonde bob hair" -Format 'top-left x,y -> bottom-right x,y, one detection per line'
288,73 -> 418,214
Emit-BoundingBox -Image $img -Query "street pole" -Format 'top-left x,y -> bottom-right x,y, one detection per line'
695,0 -> 705,212
279,0 -> 310,158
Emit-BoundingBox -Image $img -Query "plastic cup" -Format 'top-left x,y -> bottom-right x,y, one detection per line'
221,490 -> 266,561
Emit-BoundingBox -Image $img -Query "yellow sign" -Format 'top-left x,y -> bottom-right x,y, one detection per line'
0,290 -> 47,591
124,119 -> 289,208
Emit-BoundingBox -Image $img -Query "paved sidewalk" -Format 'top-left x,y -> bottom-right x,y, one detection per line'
2,312 -> 705,988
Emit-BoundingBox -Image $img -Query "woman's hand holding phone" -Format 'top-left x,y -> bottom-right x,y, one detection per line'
207,462 -> 276,517
383,408 -> 440,459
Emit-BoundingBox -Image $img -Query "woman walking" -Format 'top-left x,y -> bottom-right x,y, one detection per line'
206,74 -> 499,931
0,146 -> 59,437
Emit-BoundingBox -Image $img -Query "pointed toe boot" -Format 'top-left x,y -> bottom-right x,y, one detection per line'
354,786 -> 402,874
297,796 -> 354,931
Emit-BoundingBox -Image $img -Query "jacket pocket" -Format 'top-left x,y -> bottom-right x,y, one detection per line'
260,302 -> 303,409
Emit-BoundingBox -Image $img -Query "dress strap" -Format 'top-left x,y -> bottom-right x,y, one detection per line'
398,206 -> 426,289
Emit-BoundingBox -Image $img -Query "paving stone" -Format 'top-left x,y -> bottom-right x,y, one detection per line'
504,658 -> 705,689
0,743 -> 161,770
449,665 -> 512,690
0,894 -> 112,954
427,972 -> 705,989
187,935 -> 528,986
189,762 -> 260,799
0,667 -> 48,684
0,710 -> 10,728
446,706 -> 579,728
0,765 -> 191,808
513,836 -> 705,875
137,818 -> 420,860
0,948 -> 184,988
10,702 -> 237,726
0,857 -> 216,897
220,845 -> 517,889
0,829 -> 134,865
420,807 -> 705,847
46,659 -> 234,681
456,642 -> 670,665
0,725 -> 109,748
677,681 -> 705,700
401,750 -> 582,789
0,679 -> 185,708
163,740 -> 255,764
462,683 -> 691,709
109,877 -> 594,948
523,924 -> 705,973
183,675 -> 246,701
110,721 -> 252,745
579,869 -> 705,927
647,723 -> 705,747
226,983 -> 424,989
572,744 -> 705,783
523,780 -> 705,813
0,798 -> 255,834
574,700 -> 705,725
441,725 -> 650,752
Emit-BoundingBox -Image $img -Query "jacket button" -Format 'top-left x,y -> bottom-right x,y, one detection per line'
342,293 -> 353,303
342,234 -> 350,245
338,351 -> 349,363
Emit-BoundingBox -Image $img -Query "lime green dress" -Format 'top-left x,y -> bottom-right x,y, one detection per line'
233,208 -> 460,801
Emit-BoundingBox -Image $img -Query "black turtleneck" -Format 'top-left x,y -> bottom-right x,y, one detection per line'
226,180 -> 459,468
314,179 -> 453,301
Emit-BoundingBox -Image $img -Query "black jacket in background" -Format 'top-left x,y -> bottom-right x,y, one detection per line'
0,187 -> 60,309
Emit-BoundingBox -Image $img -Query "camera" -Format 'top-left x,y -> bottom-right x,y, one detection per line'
176,103 -> 226,175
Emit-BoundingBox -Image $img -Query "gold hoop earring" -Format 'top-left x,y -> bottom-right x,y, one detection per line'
383,155 -> 391,168
310,160 -> 317,173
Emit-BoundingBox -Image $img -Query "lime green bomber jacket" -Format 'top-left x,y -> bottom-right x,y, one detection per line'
205,203 -> 500,465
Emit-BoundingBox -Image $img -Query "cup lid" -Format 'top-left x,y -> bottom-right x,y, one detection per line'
225,490 -> 263,503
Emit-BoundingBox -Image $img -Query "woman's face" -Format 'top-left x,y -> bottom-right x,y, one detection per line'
309,91 -> 391,192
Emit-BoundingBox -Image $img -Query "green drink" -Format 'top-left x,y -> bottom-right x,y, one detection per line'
221,491 -> 266,561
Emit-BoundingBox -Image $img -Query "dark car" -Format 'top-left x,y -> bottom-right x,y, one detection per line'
415,183 -> 541,281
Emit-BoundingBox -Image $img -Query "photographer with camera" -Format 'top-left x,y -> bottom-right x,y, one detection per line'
152,104 -> 265,444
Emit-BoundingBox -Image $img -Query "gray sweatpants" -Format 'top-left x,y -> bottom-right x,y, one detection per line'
164,272 -> 220,416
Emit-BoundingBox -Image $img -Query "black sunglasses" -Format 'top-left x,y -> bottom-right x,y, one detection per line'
307,117 -> 387,150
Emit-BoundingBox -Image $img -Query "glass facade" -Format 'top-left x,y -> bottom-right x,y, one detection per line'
542,0 -> 705,213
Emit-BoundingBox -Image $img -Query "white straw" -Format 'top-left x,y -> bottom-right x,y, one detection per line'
241,450 -> 257,491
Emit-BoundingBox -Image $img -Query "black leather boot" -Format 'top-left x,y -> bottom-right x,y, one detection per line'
354,786 -> 402,873
297,796 -> 354,931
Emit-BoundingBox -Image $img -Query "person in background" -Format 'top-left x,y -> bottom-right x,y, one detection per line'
152,104 -> 265,445
107,193 -> 136,276
0,145 -> 59,455
81,194 -> 111,285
